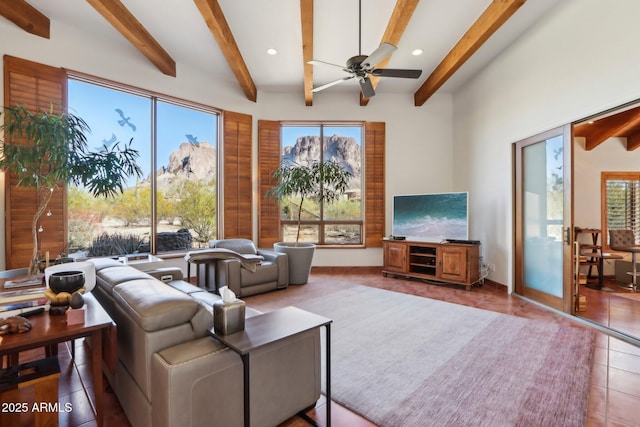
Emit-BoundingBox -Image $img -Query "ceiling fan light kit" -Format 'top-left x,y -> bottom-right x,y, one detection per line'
309,0 -> 422,98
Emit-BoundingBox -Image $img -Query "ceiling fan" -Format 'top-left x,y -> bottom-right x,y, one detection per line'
308,0 -> 422,98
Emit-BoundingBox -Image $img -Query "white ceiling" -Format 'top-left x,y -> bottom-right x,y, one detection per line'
23,0 -> 561,100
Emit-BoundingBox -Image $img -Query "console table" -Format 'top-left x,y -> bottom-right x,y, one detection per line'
383,239 -> 481,290
210,306 -> 332,427
0,294 -> 116,427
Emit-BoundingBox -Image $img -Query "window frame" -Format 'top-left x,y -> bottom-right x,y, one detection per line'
66,71 -> 223,255
601,171 -> 640,251
278,121 -> 365,247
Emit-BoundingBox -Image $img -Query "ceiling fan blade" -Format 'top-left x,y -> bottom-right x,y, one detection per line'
361,43 -> 397,69
308,60 -> 350,73
311,76 -> 354,93
371,68 -> 422,79
359,77 -> 375,98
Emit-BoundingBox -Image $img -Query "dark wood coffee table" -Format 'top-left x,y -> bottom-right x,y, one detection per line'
210,306 -> 332,427
0,293 -> 115,427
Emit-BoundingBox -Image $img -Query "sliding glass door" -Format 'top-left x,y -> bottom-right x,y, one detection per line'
514,125 -> 573,312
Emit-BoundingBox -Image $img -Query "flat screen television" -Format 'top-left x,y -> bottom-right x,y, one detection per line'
392,192 -> 469,242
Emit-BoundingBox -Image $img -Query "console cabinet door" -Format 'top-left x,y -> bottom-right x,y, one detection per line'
384,242 -> 407,273
439,246 -> 468,282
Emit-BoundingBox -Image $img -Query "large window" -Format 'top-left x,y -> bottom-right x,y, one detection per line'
602,171 -> 640,249
279,124 -> 363,245
67,78 -> 219,257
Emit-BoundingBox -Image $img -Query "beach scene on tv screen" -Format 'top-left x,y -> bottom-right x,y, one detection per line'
393,193 -> 468,241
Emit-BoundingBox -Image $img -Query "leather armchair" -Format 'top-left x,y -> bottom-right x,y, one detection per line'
195,239 -> 289,297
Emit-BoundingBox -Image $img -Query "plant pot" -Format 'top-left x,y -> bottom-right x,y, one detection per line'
274,242 -> 316,285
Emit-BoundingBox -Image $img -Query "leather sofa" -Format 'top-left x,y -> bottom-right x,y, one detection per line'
90,258 -> 321,427
190,238 -> 289,297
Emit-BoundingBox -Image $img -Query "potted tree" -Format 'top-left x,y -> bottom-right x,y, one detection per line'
0,105 -> 142,275
267,159 -> 351,284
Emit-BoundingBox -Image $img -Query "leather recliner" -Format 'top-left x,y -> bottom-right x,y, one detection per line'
193,238 -> 289,297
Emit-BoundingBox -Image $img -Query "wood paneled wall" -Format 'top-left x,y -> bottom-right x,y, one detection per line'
223,110 -> 253,239
3,55 -> 68,269
365,122 -> 385,247
257,120 -> 281,248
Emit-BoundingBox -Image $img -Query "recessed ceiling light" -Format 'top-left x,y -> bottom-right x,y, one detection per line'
412,49 -> 423,56
266,48 -> 278,55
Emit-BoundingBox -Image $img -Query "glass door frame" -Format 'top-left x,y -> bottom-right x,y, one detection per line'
513,124 -> 574,313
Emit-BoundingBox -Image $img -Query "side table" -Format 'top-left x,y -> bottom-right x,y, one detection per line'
210,306 -> 332,427
0,294 -> 116,427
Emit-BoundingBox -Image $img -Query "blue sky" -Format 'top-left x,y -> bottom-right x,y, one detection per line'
68,79 -> 217,186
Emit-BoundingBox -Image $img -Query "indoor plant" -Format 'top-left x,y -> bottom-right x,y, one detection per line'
267,159 -> 351,284
0,105 -> 142,275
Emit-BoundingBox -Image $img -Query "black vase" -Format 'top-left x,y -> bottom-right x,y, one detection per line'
49,271 -> 85,294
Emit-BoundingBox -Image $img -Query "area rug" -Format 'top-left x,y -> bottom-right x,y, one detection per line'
246,282 -> 595,427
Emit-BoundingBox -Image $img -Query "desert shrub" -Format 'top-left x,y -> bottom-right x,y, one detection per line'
68,210 -> 101,252
88,232 -> 148,257
175,179 -> 217,243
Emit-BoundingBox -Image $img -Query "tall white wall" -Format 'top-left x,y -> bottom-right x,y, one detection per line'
453,0 -> 640,290
0,16 -> 454,269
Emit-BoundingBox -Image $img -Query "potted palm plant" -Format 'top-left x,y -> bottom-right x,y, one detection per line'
267,159 -> 351,284
0,105 -> 142,275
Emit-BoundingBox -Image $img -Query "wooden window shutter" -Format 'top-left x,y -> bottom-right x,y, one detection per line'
364,122 -> 385,247
257,120 -> 281,248
4,56 -> 67,269
223,110 -> 253,239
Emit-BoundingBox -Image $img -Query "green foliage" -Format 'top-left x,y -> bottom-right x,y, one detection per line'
66,178 -> 216,253
0,105 -> 142,197
176,179 -> 217,243
88,232 -> 148,257
0,105 -> 88,189
0,105 -> 142,273
69,138 -> 141,197
267,160 -> 351,244
68,209 -> 101,253
111,186 -> 152,226
157,190 -> 178,221
324,198 -> 361,220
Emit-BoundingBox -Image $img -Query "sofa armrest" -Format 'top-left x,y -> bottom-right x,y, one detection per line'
258,249 -> 289,288
151,337 -> 244,427
152,328 -> 321,427
215,259 -> 242,296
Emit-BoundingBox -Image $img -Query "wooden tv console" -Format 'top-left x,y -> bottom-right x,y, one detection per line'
382,239 -> 481,291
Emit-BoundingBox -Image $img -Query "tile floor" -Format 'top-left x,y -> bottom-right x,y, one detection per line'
7,271 -> 640,426
578,282 -> 640,339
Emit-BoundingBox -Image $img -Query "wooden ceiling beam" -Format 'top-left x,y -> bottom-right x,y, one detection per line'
574,105 -> 640,150
194,0 -> 257,102
0,0 -> 50,39
626,131 -> 640,151
414,0 -> 526,106
360,0 -> 419,106
87,0 -> 176,77
301,0 -> 314,106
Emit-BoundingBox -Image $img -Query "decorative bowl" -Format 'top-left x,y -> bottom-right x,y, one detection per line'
49,271 -> 85,294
